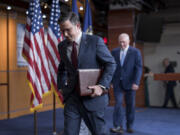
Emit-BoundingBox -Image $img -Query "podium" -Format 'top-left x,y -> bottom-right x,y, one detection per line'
154,73 -> 180,81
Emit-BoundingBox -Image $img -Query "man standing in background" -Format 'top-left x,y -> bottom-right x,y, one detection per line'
110,33 -> 142,134
162,58 -> 177,108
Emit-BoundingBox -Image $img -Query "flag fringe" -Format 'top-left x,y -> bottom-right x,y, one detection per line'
27,80 -> 52,112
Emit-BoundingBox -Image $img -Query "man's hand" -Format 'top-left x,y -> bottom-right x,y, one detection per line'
110,84 -> 113,89
88,85 -> 103,97
132,84 -> 139,91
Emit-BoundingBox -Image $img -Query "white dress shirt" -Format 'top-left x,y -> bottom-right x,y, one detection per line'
120,46 -> 129,63
67,31 -> 82,61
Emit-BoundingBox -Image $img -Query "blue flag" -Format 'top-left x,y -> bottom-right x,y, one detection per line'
72,0 -> 79,15
83,0 -> 93,34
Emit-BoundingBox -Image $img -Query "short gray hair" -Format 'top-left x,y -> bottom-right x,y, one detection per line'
119,33 -> 130,41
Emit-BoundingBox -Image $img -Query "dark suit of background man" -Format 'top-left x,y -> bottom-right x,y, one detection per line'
110,33 -> 142,134
162,58 -> 177,108
57,12 -> 116,135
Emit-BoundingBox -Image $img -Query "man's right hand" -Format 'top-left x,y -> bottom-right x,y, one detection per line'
88,85 -> 103,97
132,84 -> 139,91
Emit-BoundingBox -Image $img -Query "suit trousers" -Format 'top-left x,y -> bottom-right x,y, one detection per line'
63,95 -> 107,135
113,84 -> 136,129
163,84 -> 177,107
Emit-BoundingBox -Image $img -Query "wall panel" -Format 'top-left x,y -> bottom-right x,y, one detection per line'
0,15 -> 7,83
0,12 -> 8,120
0,86 -> 8,119
0,15 -> 7,71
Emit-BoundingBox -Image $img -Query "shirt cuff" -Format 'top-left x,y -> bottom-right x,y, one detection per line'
98,84 -> 106,90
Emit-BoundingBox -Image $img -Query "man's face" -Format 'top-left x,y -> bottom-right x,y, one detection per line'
118,36 -> 130,50
60,20 -> 80,42
163,59 -> 169,67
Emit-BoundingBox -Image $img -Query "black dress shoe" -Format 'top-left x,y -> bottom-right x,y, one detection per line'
110,126 -> 124,133
127,128 -> 134,133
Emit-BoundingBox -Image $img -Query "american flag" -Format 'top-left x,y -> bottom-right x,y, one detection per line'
22,0 -> 51,111
47,0 -> 63,102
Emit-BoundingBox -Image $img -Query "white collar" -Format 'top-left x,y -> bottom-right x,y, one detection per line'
121,45 -> 129,52
74,31 -> 82,45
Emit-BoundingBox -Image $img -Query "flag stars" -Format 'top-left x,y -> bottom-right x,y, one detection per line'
48,0 -> 61,38
29,0 -> 44,34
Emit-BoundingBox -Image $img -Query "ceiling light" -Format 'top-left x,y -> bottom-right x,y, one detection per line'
64,0 -> 69,2
79,6 -> 83,11
42,14 -> 46,19
44,3 -> 48,9
6,6 -> 12,10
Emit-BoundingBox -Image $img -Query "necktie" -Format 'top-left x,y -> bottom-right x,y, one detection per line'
71,41 -> 78,68
121,51 -> 125,66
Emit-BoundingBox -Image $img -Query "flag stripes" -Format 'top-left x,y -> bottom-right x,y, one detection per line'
22,0 -> 51,111
47,0 -> 63,102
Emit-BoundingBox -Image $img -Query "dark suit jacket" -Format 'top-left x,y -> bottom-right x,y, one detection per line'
164,64 -> 177,86
57,33 -> 116,111
111,46 -> 142,90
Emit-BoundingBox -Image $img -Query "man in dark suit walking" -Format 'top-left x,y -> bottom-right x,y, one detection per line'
110,33 -> 142,134
57,12 -> 116,135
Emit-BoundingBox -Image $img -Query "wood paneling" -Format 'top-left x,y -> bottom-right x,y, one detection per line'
154,73 -> 180,81
8,16 -> 18,71
0,11 -> 8,120
108,9 -> 145,107
108,10 -> 135,51
108,10 -> 134,28
0,15 -> 7,84
0,72 -> 7,84
9,72 -> 31,112
0,86 -> 8,119
0,15 -> 7,72
9,71 -> 63,118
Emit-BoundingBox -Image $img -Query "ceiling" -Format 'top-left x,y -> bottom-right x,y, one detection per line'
1,0 -> 180,20
0,0 -> 180,36
0,0 -> 109,36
